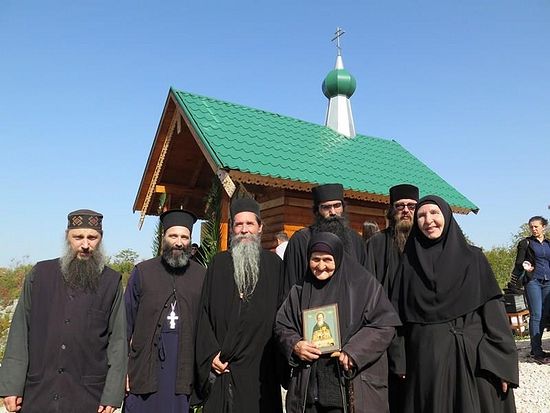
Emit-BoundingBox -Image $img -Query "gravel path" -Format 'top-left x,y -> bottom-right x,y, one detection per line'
514,331 -> 550,413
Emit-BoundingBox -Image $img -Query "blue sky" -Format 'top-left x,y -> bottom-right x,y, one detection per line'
1,1 -> 549,267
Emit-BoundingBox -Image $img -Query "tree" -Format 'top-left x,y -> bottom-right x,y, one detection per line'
511,223 -> 531,246
109,249 -> 139,286
484,246 -> 515,289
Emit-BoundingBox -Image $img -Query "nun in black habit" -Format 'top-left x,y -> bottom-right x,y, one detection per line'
275,232 -> 401,413
392,195 -> 518,413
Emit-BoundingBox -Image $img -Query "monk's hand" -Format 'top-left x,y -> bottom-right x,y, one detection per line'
339,351 -> 354,371
501,380 -> 509,394
97,406 -> 116,413
3,396 -> 23,412
212,351 -> 230,375
293,340 -> 321,362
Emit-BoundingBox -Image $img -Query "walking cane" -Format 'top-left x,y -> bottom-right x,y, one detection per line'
333,351 -> 355,413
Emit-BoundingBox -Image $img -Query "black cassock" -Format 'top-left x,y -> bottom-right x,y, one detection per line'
282,227 -> 367,298
403,299 -> 518,413
275,233 -> 401,413
195,250 -> 283,413
393,195 -> 519,413
365,228 -> 407,378
365,229 -> 401,294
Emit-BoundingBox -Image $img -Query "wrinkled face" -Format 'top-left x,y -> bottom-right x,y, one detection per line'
309,251 -> 336,280
529,220 -> 546,238
393,198 -> 417,223
318,200 -> 344,219
232,212 -> 262,239
67,228 -> 102,260
416,203 -> 445,240
163,226 -> 191,250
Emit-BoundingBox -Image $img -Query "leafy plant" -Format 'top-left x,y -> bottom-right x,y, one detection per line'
484,246 -> 515,289
196,178 -> 222,267
151,218 -> 163,258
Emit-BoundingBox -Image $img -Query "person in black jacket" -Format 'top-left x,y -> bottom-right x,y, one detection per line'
512,215 -> 550,364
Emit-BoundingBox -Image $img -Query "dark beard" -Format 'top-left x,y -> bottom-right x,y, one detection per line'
311,215 -> 351,252
161,240 -> 191,270
60,244 -> 105,292
392,219 -> 413,253
230,233 -> 261,300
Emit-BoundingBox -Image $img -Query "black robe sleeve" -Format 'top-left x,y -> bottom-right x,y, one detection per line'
478,298 -> 520,387
342,277 -> 400,373
350,230 -> 368,268
282,229 -> 310,299
274,286 -> 304,362
124,267 -> 141,349
194,255 -> 223,400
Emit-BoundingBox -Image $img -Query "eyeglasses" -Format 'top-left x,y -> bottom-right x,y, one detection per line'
319,202 -> 343,212
394,202 -> 417,211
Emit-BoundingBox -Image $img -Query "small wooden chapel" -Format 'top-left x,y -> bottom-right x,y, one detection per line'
133,31 -> 477,251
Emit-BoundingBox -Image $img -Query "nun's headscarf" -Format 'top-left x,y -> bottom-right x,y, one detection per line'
397,195 -> 502,324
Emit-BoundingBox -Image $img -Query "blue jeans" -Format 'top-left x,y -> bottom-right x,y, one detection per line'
525,278 -> 550,355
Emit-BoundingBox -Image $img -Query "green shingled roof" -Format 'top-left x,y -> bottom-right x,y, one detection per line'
171,87 -> 478,212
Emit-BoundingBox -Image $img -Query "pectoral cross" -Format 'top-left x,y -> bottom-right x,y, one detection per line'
167,302 -> 178,329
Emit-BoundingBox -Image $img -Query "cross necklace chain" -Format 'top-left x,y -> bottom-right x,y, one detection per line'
167,286 -> 178,329
167,301 -> 178,329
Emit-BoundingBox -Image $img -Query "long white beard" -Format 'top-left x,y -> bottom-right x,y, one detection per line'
230,233 -> 261,300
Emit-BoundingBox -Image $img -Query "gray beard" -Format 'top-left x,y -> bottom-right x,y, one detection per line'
161,240 -> 191,269
393,219 -> 413,253
60,243 -> 106,292
230,233 -> 261,300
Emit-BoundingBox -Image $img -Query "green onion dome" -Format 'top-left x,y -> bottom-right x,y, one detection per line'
322,69 -> 356,98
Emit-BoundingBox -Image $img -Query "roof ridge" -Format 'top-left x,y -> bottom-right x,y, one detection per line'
171,87 -> 392,142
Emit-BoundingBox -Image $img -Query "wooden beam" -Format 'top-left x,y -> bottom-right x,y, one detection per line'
155,184 -> 208,198
217,169 -> 236,197
220,195 -> 230,251
138,111 -> 178,229
260,196 -> 285,210
190,158 -> 206,187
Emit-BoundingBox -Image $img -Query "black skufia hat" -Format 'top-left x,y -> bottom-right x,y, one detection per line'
230,197 -> 261,220
160,209 -> 197,232
67,209 -> 103,233
311,183 -> 344,205
389,184 -> 419,204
